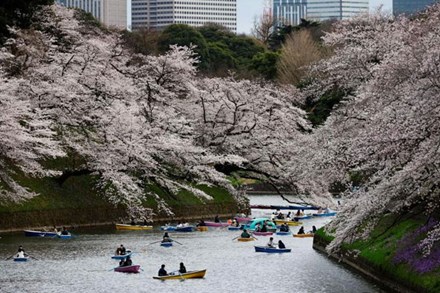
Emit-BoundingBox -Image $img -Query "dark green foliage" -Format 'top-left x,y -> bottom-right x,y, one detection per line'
155,23 -> 267,77
0,0 -> 54,44
304,87 -> 346,127
250,51 -> 280,80
122,28 -> 160,56
158,24 -> 210,69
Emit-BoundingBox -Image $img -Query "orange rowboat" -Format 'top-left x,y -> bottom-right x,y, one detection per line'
293,233 -> 314,238
237,238 -> 255,242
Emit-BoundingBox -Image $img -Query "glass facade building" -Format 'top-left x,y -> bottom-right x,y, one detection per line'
393,0 -> 439,15
273,0 -> 307,26
56,0 -> 132,30
273,0 -> 369,25
306,0 -> 369,22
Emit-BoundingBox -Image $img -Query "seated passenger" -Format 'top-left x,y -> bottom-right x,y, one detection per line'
196,220 -> 206,227
278,240 -> 286,249
179,262 -> 187,274
297,226 -> 305,235
260,223 -> 268,232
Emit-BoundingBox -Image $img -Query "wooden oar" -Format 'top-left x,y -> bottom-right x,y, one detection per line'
148,240 -> 162,245
252,236 -> 259,240
171,239 -> 183,245
231,236 -> 240,241
4,255 -> 15,261
27,254 -> 39,260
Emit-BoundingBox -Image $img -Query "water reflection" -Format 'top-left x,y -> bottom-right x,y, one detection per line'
0,196 -> 384,293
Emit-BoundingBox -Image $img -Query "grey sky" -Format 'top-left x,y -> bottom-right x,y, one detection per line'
237,0 -> 393,34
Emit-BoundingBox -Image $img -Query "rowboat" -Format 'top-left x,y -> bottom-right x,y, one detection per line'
153,269 -> 206,280
237,237 -> 255,242
227,226 -> 241,231
115,224 -> 153,231
250,204 -> 319,210
57,233 -> 72,239
160,226 -> 176,231
24,230 -> 57,237
253,231 -> 273,236
13,256 -> 29,262
160,242 -> 173,247
196,226 -> 208,232
293,233 -> 314,238
273,220 -> 302,226
293,215 -> 312,220
276,231 -> 292,236
114,265 -> 141,273
111,251 -> 133,260
175,226 -> 194,232
204,221 -> 229,227
312,212 -> 337,217
235,217 -> 252,223
254,246 -> 291,253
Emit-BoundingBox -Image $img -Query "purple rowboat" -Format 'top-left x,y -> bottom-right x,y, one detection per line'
253,231 -> 273,236
204,221 -> 229,227
114,265 -> 141,273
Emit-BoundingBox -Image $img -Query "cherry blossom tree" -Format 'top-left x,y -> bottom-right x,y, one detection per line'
301,6 -> 440,256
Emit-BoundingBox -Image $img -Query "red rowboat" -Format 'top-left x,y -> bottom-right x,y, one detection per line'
204,221 -> 229,227
114,265 -> 141,273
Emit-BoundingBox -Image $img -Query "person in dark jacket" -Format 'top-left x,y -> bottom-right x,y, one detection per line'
158,264 -> 168,276
261,222 -> 268,232
312,226 -> 317,233
179,262 -> 187,274
297,226 -> 305,235
241,229 -> 251,238
162,232 -> 172,242
278,240 -> 286,249
214,215 -> 220,223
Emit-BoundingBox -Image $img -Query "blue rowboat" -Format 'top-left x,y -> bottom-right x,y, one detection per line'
24,230 -> 58,237
227,226 -> 241,231
160,242 -> 173,247
160,226 -> 176,231
13,257 -> 29,262
57,233 -> 72,239
276,231 -> 292,236
312,212 -> 337,217
293,215 -> 312,221
254,246 -> 291,253
111,251 -> 133,260
175,226 -> 194,232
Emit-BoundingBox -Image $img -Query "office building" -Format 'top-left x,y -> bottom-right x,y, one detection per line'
272,0 -> 307,26
393,0 -> 438,15
57,0 -> 132,30
306,0 -> 369,22
135,0 -> 236,32
273,0 -> 369,25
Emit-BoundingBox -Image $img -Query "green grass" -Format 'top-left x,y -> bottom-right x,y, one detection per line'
318,212 -> 440,292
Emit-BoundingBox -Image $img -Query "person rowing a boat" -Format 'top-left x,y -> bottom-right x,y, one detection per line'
214,215 -> 220,223
158,264 -> 168,276
16,245 -> 27,258
61,227 -> 69,235
240,229 -> 251,238
267,237 -> 275,248
179,262 -> 187,274
116,244 -> 126,255
297,226 -> 305,235
162,232 -> 172,243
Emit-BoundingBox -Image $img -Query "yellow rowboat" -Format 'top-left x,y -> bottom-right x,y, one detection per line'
237,237 -> 255,242
153,269 -> 206,280
115,224 -> 153,231
196,226 -> 209,232
274,220 -> 303,226
293,233 -> 314,238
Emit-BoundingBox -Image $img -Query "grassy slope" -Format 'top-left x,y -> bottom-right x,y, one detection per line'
317,213 -> 440,292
